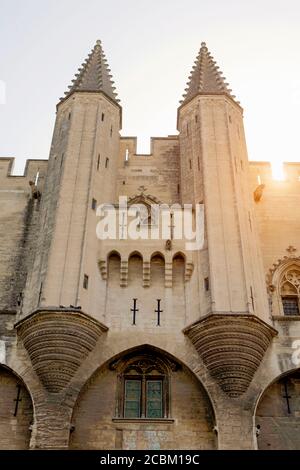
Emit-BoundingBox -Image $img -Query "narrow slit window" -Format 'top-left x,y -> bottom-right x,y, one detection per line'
97,154 -> 100,171
105,158 -> 109,169
83,275 -> 89,290
92,198 -> 97,211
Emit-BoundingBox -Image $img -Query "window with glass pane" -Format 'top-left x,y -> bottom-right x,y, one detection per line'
124,380 -> 141,418
146,380 -> 163,418
282,296 -> 300,315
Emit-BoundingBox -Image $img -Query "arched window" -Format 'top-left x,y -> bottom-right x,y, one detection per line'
173,253 -> 185,285
280,267 -> 300,316
128,252 -> 143,286
151,253 -> 165,287
116,355 -> 170,419
107,251 -> 121,285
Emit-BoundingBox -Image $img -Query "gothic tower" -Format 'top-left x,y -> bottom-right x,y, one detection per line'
180,44 -> 276,411
178,42 -> 269,322
23,41 -> 122,316
2,39 -> 300,452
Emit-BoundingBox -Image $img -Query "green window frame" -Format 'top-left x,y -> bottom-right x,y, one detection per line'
146,380 -> 163,418
123,377 -> 164,419
124,379 -> 141,418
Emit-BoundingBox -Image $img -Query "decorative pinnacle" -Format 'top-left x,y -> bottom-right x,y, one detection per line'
59,40 -> 120,105
180,41 -> 239,106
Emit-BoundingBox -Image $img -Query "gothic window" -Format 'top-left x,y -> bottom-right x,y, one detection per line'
280,268 -> 300,316
116,356 -> 170,419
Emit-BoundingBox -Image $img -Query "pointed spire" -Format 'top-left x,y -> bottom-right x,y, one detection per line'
180,42 -> 239,106
59,40 -> 120,105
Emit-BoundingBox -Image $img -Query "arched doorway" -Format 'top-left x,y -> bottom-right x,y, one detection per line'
0,365 -> 33,449
69,347 -> 217,450
256,369 -> 300,449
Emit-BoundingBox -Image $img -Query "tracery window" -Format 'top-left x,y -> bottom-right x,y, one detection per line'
114,355 -> 171,419
280,268 -> 300,316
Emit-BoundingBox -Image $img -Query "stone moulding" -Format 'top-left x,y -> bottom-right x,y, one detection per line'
183,314 -> 277,398
15,308 -> 108,394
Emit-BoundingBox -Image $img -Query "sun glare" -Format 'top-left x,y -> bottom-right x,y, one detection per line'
271,161 -> 286,181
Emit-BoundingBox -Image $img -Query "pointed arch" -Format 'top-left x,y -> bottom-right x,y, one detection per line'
0,364 -> 34,449
173,251 -> 186,262
255,368 -> 300,449
107,249 -> 121,260
107,251 -> 121,285
173,252 -> 186,286
128,251 -> 143,286
69,344 -> 217,450
268,258 -> 300,316
151,253 -> 165,286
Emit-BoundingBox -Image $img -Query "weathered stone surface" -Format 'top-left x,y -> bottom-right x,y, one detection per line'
15,309 -> 108,393
256,370 -> 300,450
0,366 -> 33,450
0,40 -> 299,450
184,314 -> 278,397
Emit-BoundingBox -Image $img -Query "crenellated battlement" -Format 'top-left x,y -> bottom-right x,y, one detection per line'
1,38 -> 300,452
0,157 -> 48,190
120,135 -> 179,158
249,161 -> 300,185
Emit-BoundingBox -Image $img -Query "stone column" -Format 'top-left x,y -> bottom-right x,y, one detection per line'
30,401 -> 72,450
216,398 -> 256,450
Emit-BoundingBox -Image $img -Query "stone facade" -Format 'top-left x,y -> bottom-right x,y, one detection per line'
0,41 -> 300,450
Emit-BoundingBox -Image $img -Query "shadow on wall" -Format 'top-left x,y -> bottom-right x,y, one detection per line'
0,365 -> 33,450
69,345 -> 217,450
256,369 -> 300,450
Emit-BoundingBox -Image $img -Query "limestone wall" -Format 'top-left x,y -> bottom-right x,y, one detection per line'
117,136 -> 180,205
0,158 -> 47,312
0,366 -> 33,450
69,362 -> 216,450
250,162 -> 300,275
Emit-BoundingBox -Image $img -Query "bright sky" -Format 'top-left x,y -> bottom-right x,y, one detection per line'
0,0 -> 300,175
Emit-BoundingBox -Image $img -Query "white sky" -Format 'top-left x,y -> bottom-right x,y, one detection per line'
0,0 -> 300,174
